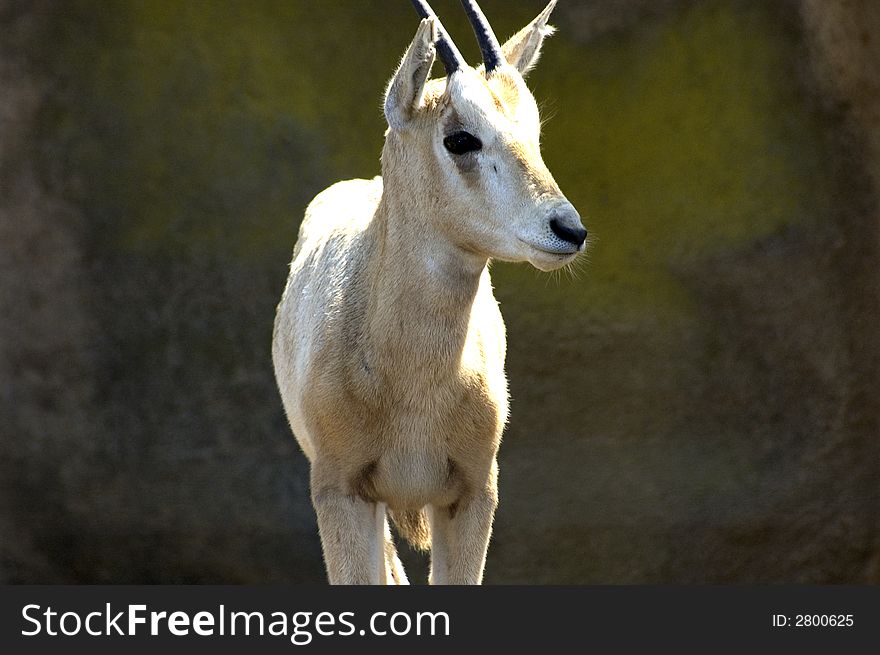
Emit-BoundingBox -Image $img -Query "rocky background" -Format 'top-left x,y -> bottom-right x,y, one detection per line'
1,0 -> 878,583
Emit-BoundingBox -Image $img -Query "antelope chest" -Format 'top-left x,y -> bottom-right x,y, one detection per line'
298,269 -> 508,510
352,363 -> 505,510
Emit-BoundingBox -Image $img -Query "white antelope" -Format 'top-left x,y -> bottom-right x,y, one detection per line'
272,0 -> 587,585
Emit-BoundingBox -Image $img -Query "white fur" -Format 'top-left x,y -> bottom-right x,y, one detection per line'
272,3 -> 581,585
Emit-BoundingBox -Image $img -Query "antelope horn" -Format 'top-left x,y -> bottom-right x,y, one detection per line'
460,0 -> 505,73
410,0 -> 466,75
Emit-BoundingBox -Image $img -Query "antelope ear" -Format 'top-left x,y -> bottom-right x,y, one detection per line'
501,0 -> 557,76
384,18 -> 437,130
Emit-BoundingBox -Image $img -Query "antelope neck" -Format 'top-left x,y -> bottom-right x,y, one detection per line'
365,192 -> 488,374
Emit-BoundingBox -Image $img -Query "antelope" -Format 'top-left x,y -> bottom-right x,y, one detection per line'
272,0 -> 587,585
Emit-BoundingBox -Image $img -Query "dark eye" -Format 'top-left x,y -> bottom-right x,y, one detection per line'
443,131 -> 482,155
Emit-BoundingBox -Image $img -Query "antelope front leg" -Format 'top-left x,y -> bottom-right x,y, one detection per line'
311,461 -> 385,585
428,462 -> 499,585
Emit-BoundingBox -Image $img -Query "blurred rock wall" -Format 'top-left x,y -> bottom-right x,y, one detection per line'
1,0 -> 878,583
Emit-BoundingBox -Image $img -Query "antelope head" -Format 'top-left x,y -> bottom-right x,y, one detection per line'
383,0 -> 586,272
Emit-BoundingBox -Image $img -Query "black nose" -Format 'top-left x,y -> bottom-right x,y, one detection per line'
549,208 -> 587,248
